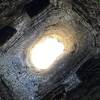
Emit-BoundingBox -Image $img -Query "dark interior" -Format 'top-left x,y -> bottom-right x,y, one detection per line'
65,57 -> 100,100
25,0 -> 50,17
0,26 -> 17,46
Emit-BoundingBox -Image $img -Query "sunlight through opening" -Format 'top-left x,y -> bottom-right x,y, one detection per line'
30,37 -> 64,70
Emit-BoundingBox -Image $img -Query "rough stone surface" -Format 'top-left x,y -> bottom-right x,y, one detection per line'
0,0 -> 100,100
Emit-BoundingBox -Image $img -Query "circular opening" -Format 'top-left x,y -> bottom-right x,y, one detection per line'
26,25 -> 76,72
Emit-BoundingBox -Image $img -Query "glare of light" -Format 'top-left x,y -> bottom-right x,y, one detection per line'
26,25 -> 77,71
30,37 -> 64,70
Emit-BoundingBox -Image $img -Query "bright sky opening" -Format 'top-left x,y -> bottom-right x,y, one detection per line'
30,37 -> 64,70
